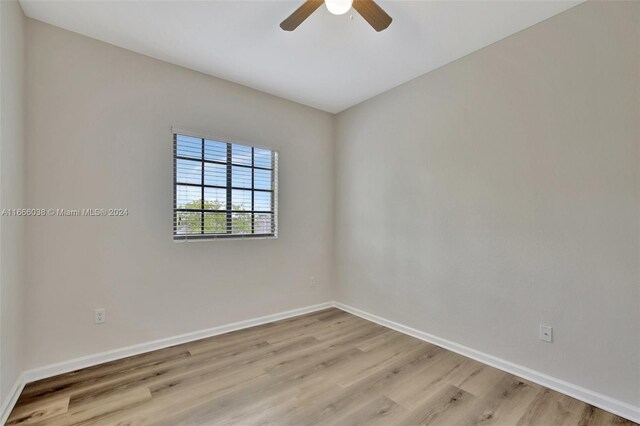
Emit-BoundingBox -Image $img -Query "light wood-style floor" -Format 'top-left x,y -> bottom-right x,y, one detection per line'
7,308 -> 636,426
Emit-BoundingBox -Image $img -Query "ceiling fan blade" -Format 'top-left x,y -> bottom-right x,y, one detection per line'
280,0 -> 324,31
353,0 -> 392,32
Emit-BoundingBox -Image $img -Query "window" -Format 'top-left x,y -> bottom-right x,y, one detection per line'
173,133 -> 278,240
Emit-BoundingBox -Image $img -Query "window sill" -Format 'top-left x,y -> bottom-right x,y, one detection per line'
173,234 -> 277,242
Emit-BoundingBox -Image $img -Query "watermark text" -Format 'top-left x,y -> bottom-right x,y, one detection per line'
1,208 -> 129,217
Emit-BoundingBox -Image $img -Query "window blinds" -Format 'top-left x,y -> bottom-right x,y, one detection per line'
173,133 -> 278,240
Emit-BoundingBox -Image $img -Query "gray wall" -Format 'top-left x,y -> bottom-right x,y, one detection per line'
335,1 -> 639,406
0,0 -> 26,404
24,20 -> 335,369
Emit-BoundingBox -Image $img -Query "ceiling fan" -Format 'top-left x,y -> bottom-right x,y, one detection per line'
280,0 -> 392,32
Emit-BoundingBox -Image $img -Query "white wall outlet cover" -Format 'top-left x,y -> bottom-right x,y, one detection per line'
539,325 -> 553,343
95,308 -> 106,324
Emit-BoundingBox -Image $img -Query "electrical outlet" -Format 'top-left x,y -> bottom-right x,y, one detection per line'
310,276 -> 316,287
539,325 -> 552,343
95,308 -> 106,324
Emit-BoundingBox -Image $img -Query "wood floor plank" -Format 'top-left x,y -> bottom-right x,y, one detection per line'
397,384 -> 476,426
36,386 -> 152,426
266,313 -> 367,344
17,346 -> 191,404
16,336 -> 269,415
336,338 -> 428,388
179,329 -> 430,425
354,328 -> 397,351
6,395 -> 70,425
323,395 -> 408,426
76,333 -> 313,406
467,376 -> 545,425
288,345 -> 444,426
385,350 -> 470,410
577,405 -> 637,426
7,308 -> 636,426
84,366 -> 269,425
157,362 -> 336,425
450,358 -> 508,397
253,342 -> 410,423
184,317 -> 320,355
263,326 -> 389,378
150,335 -> 377,425
516,387 -> 589,426
26,338 -> 269,409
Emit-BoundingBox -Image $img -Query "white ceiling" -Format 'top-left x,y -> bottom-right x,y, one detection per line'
20,0 -> 581,113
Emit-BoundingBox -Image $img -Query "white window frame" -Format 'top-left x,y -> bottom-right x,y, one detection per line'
172,128 -> 278,241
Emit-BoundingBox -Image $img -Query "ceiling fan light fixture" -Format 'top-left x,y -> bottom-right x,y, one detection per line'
280,0 -> 391,32
325,0 -> 353,15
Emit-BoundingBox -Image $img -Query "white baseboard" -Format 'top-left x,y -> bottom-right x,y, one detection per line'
0,372 -> 27,425
333,302 -> 640,424
1,301 -> 333,423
